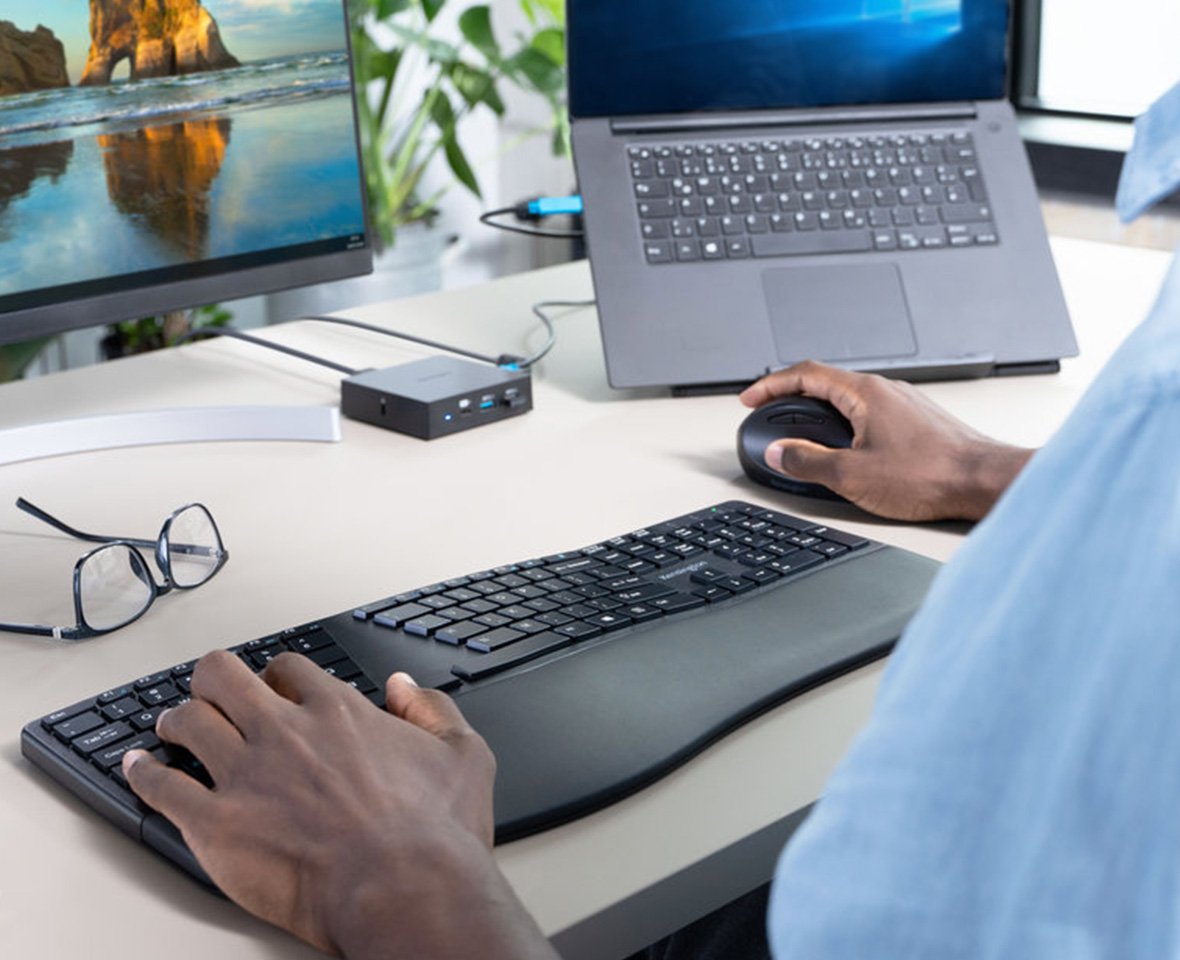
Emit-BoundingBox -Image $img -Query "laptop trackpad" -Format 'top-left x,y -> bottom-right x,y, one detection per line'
762,263 -> 917,362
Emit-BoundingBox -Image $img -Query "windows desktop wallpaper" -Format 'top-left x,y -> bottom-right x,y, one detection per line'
0,0 -> 366,310
569,0 -> 1008,117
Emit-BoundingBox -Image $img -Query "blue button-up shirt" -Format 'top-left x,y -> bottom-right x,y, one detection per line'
770,248 -> 1180,958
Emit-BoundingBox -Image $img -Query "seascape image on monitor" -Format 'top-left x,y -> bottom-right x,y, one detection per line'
0,0 -> 367,309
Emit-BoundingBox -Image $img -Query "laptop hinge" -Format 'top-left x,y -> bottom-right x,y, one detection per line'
611,103 -> 978,136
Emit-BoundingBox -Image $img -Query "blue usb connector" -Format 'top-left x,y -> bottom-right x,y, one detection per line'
524,195 -> 584,218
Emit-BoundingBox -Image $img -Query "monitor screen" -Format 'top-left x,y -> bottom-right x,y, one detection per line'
568,0 -> 1010,119
0,0 -> 371,346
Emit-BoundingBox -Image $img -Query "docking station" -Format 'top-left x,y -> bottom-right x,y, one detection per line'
341,355 -> 532,440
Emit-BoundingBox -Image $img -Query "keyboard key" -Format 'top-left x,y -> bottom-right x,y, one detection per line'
322,657 -> 362,682
93,732 -> 161,772
751,230 -> 872,257
451,632 -> 572,682
941,204 -> 992,224
436,621 -> 488,646
467,627 -> 528,653
52,711 -> 103,742
373,602 -> 432,628
403,614 -> 453,637
73,722 -> 133,757
768,550 -> 826,575
650,593 -> 707,614
553,621 -> 603,641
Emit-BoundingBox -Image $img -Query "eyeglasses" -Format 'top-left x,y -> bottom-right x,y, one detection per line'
1,498 -> 228,641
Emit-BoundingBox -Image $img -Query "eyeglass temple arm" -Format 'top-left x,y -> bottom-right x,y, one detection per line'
16,498 -> 156,550
0,620 -> 83,641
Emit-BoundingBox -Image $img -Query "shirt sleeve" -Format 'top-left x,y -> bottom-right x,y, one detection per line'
769,249 -> 1180,959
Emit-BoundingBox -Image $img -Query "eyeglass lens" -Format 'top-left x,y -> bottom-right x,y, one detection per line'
166,505 -> 223,588
78,544 -> 154,631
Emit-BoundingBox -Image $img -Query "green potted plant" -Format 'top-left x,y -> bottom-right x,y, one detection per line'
0,337 -> 52,383
348,0 -> 568,251
100,303 -> 234,360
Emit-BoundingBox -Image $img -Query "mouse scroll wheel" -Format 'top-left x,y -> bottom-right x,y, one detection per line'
768,412 -> 824,425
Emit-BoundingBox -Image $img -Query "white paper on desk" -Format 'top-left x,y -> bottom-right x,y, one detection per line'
1116,74 -> 1180,222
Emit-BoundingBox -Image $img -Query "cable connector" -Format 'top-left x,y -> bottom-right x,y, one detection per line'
515,195 -> 584,221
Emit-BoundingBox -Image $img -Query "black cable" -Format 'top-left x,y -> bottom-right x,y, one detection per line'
298,314 -> 508,367
479,207 -> 585,240
517,299 -> 596,368
173,327 -> 360,375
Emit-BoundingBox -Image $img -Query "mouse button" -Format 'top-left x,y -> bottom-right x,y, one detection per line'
766,412 -> 801,425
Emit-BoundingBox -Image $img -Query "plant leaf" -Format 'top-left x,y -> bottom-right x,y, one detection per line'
386,23 -> 459,63
519,0 -> 564,27
430,94 -> 481,197
442,134 -> 481,198
505,46 -> 564,94
458,6 -> 498,59
530,27 -> 564,67
421,0 -> 444,22
449,62 -> 505,115
375,0 -> 411,17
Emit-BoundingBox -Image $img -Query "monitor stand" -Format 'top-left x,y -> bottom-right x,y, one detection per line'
0,405 -> 341,466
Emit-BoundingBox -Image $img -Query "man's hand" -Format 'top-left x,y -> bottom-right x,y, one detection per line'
122,650 -> 558,960
740,361 -> 1034,521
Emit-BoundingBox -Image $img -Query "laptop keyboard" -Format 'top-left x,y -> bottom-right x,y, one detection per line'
631,130 -> 998,264
22,500 -> 939,880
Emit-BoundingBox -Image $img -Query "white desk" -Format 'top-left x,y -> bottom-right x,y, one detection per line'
0,236 -> 1171,958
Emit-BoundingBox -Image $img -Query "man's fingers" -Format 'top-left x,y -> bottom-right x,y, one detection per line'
189,650 -> 286,738
122,749 -> 210,821
385,673 -> 476,743
261,650 -> 345,706
739,360 -> 863,412
156,700 -> 244,785
768,438 -> 847,490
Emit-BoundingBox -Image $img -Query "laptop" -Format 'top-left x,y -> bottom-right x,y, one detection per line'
568,0 -> 1078,393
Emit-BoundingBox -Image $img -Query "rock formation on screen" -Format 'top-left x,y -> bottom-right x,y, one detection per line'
0,21 -> 70,96
80,0 -> 239,86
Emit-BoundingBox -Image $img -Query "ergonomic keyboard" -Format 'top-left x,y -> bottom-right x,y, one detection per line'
631,130 -> 998,264
22,500 -> 939,887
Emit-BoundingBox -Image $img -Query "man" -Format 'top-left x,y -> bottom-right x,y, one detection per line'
121,247 -> 1180,958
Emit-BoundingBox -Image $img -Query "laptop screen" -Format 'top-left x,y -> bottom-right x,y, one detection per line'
568,0 -> 1010,119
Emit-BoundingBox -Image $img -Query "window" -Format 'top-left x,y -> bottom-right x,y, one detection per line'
1016,0 -> 1180,120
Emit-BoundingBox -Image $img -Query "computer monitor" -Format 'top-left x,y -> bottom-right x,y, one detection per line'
0,0 -> 371,347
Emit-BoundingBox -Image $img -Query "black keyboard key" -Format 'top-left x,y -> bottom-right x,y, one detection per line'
322,657 -> 362,682
436,621 -> 487,646
129,707 -> 165,733
613,582 -> 675,604
768,550 -> 826,575
553,621 -> 603,641
806,526 -> 870,550
52,711 -> 103,742
42,698 -> 97,730
373,603 -> 432,628
404,614 -> 453,637
585,612 -> 632,631
138,682 -> 180,707
716,576 -> 756,595
306,644 -> 348,668
93,732 -> 161,771
101,697 -> 142,722
620,603 -> 663,622
73,722 -> 133,757
650,593 -> 707,614
467,627 -> 527,653
96,685 -> 135,706
134,672 -> 172,691
451,632 -> 572,682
